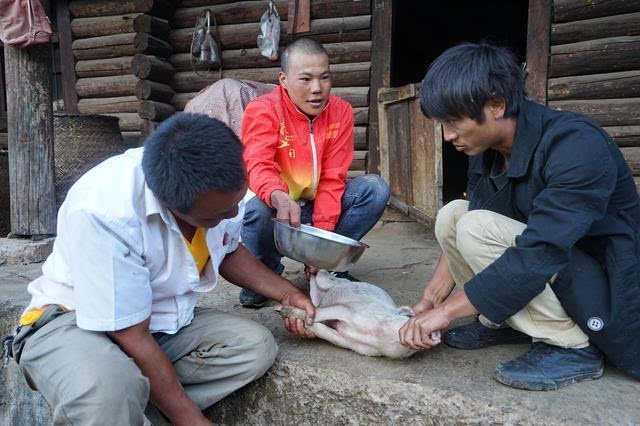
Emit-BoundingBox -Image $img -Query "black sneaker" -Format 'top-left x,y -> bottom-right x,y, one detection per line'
443,318 -> 530,349
333,271 -> 359,282
494,342 -> 604,391
239,288 -> 268,308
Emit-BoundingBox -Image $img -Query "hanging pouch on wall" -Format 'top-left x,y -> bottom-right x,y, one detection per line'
257,1 -> 280,61
0,0 -> 53,48
191,9 -> 222,77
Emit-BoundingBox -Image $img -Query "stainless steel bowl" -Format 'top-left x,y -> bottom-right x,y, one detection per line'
273,219 -> 368,271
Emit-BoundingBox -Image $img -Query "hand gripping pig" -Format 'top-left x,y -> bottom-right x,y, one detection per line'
277,270 -> 441,358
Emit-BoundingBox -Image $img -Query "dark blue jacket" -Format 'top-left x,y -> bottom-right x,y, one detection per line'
463,100 -> 640,379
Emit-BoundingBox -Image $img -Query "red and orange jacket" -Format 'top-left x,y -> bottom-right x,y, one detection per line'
241,85 -> 354,231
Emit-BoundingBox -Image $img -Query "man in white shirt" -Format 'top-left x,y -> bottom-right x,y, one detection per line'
9,113 -> 315,425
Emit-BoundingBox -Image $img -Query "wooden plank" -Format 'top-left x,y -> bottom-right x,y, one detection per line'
0,48 -> 6,130
353,107 -> 368,125
71,14 -> 170,39
549,36 -> 640,78
56,0 -> 78,113
75,56 -> 134,78
548,98 -> 640,126
77,96 -> 140,114
621,147 -> 640,175
171,62 -> 370,93
603,126 -> 640,147
551,12 -> 640,45
288,0 -> 311,34
386,101 -> 412,205
107,113 -> 143,132
69,0 -> 174,20
354,126 -> 367,150
5,44 -> 56,235
76,75 -> 139,98
169,40 -> 371,70
526,0 -> 552,104
138,100 -> 175,120
169,15 -> 371,51
547,70 -> 640,101
553,0 -> 640,23
368,0 -> 393,174
0,132 -> 7,148
332,87 -> 369,108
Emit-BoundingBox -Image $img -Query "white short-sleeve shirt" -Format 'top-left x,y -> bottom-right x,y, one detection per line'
24,147 -> 244,334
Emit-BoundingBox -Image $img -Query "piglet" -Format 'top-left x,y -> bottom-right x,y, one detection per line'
277,270 -> 441,358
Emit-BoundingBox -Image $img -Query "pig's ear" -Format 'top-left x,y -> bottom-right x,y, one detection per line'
397,306 -> 415,317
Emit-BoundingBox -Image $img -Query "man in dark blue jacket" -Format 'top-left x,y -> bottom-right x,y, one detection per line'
399,42 -> 640,391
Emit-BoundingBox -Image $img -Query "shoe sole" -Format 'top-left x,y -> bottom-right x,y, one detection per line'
493,367 -> 604,391
240,301 -> 266,308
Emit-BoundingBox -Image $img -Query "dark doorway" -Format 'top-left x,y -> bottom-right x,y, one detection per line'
391,1 -> 529,204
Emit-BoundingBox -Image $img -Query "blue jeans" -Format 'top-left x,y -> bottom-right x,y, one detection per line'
242,175 -> 390,275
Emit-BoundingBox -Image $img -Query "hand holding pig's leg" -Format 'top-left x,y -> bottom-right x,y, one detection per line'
399,308 -> 448,350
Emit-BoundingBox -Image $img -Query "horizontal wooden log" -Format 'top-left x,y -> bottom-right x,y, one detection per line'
548,98 -> 640,126
348,170 -> 365,179
69,0 -> 174,20
77,96 -> 140,114
349,159 -> 365,171
603,126 -> 640,147
550,36 -> 640,77
553,0 -> 640,23
135,80 -> 175,102
172,0 -> 369,29
72,33 -> 136,60
547,71 -> 640,100
353,107 -> 368,125
138,100 -> 175,120
132,54 -> 175,83
76,75 -> 139,98
171,62 -> 370,93
169,15 -> 371,51
75,56 -> 134,78
354,126 -> 367,150
169,40 -> 371,71
0,132 -> 7,148
134,33 -> 172,59
332,87 -> 369,108
551,12 -> 640,45
71,13 -> 170,39
180,0 -> 238,6
121,131 -> 143,146
621,147 -> 640,175
106,113 -> 143,132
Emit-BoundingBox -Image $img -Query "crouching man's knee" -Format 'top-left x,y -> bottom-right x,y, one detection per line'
239,323 -> 278,381
434,199 -> 470,243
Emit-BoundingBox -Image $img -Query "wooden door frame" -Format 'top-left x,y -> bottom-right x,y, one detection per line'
525,0 -> 552,104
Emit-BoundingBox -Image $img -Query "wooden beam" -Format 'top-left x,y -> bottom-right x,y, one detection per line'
76,75 -> 139,98
621,147 -> 640,176
603,126 -> 640,147
168,15 -> 371,51
550,36 -> 640,78
56,0 -> 78,113
4,44 -> 56,235
288,0 -> 311,34
76,56 -> 134,78
138,100 -> 175,120
551,12 -> 640,45
553,0 -> 640,23
135,80 -> 174,102
368,0 -> 394,174
71,14 -> 170,39
77,96 -> 140,114
547,71 -> 640,101
525,0 -> 552,105
548,98 -> 640,126
170,40 -> 371,71
132,54 -> 175,83
69,0 -> 175,20
106,113 -> 143,132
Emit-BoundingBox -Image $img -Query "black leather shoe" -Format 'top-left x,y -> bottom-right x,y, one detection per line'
443,319 -> 530,349
239,288 -> 267,308
494,342 -> 604,391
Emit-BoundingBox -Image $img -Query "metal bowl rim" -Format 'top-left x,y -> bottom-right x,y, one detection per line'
272,219 -> 370,248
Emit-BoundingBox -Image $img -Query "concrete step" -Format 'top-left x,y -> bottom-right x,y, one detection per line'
2,222 -> 639,425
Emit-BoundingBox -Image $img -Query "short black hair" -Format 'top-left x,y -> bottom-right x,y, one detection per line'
281,37 -> 329,74
142,113 -> 246,214
420,42 -> 525,122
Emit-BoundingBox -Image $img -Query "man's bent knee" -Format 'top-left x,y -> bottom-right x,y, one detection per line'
240,323 -> 278,381
435,199 -> 469,243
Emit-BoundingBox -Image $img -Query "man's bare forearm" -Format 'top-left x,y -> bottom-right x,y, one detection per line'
220,244 -> 303,302
422,253 -> 457,305
108,319 -> 210,426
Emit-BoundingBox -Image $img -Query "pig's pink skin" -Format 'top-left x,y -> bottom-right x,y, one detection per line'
306,270 -> 440,358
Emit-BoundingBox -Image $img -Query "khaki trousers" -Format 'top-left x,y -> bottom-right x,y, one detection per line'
435,200 -> 589,349
15,306 -> 278,425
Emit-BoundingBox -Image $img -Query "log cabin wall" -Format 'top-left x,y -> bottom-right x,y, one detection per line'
69,0 -> 176,144
547,0 -> 640,192
168,0 -> 372,177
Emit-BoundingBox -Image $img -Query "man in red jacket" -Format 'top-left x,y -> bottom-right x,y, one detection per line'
239,38 -> 390,307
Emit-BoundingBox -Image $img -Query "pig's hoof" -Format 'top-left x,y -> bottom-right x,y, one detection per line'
274,304 -> 307,321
